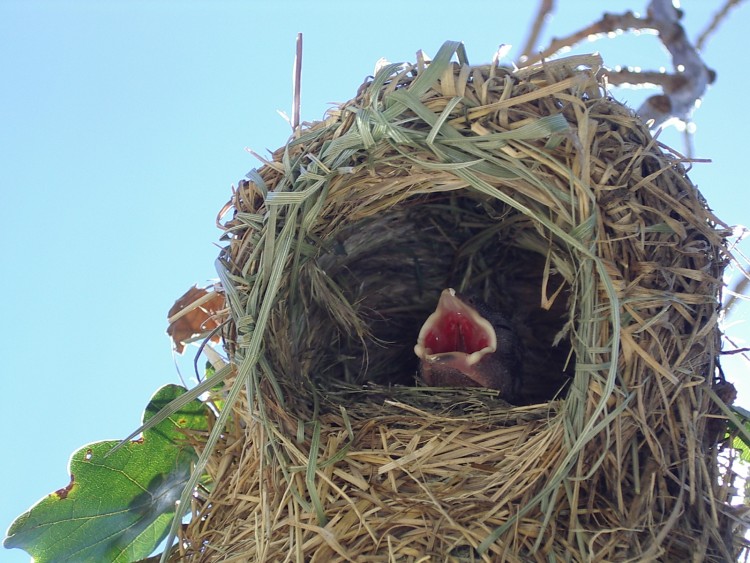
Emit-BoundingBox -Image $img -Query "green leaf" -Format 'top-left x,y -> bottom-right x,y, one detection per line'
733,435 -> 750,463
4,384 -> 209,563
730,405 -> 750,463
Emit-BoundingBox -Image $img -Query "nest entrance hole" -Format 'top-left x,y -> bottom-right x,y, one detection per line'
306,191 -> 574,405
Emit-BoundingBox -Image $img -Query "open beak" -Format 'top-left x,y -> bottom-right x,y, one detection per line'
414,288 -> 497,384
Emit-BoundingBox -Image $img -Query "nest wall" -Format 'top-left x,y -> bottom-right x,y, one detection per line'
179,43 -> 736,561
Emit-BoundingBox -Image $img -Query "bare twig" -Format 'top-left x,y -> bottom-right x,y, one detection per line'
519,0 -> 556,62
522,11 -> 651,66
604,68 -> 689,91
696,0 -> 746,51
722,334 -> 750,366
724,276 -> 750,320
292,33 -> 303,135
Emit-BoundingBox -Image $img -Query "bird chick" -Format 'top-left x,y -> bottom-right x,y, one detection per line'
414,288 -> 522,401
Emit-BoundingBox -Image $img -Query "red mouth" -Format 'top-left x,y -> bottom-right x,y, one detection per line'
415,288 -> 496,366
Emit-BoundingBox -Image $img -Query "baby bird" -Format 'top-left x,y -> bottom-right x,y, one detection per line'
414,288 -> 522,401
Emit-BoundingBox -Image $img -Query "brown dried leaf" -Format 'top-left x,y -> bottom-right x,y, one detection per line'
167,285 -> 225,354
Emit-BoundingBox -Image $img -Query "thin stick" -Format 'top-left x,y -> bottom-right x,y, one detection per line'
292,33 -> 303,136
604,68 -> 686,91
519,0 -> 556,62
723,275 -> 750,319
522,11 -> 651,66
695,0 -> 746,51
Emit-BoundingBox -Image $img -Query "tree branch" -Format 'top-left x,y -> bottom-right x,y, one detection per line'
522,1 -> 715,131
696,0 -> 746,51
636,0 -> 714,128
519,0 -> 556,62
521,11 -> 653,66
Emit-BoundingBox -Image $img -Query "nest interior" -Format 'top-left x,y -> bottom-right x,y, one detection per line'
179,42 -> 738,561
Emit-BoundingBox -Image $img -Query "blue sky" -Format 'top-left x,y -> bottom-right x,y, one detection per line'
2,2 -> 748,561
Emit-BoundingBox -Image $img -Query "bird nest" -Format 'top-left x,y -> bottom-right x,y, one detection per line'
177,42 -> 738,561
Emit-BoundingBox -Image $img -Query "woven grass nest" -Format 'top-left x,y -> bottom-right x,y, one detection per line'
179,42 -> 738,561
